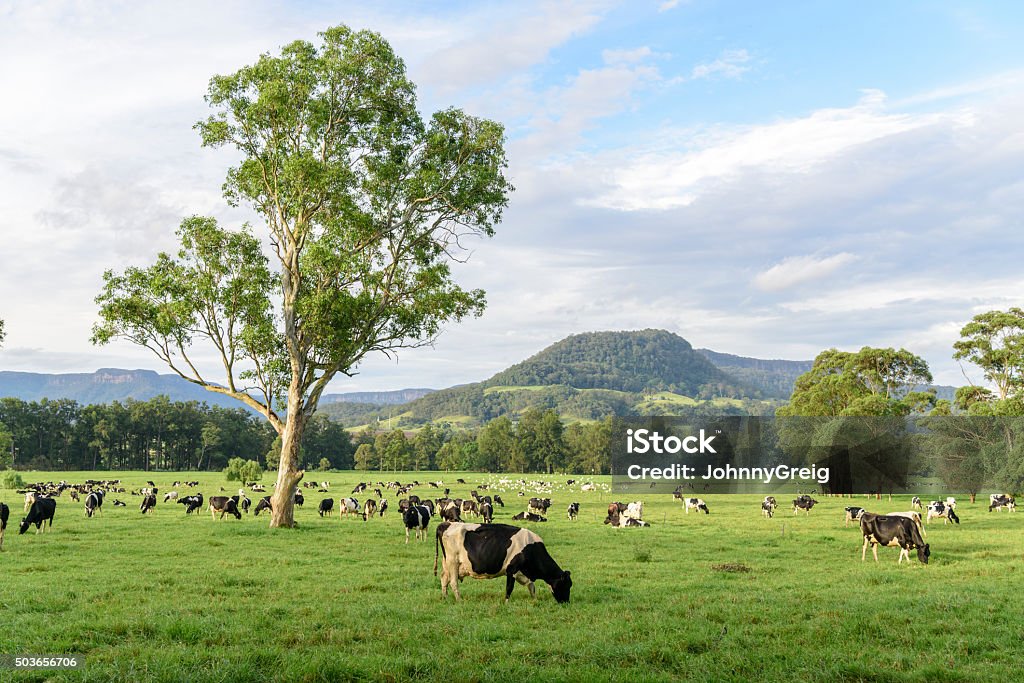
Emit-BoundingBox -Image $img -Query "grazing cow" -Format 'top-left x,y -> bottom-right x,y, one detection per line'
512,511 -> 547,522
926,501 -> 960,525
420,499 -> 435,516
911,496 -> 922,510
209,496 -> 241,520
844,506 -> 865,526
860,512 -> 930,564
434,522 -> 572,603
84,491 -> 103,518
528,498 -> 552,516
461,499 -> 479,518
0,502 -> 8,550
493,495 -> 505,508
163,491 -> 179,503
404,505 -> 431,543
19,497 -> 57,534
253,497 -> 272,517
339,497 -> 359,517
684,498 -> 709,515
362,499 -> 377,521
567,502 -> 579,521
378,498 -> 389,518
761,500 -> 776,518
439,500 -> 462,522
70,490 -> 80,502
294,492 -> 304,507
140,494 -> 157,514
179,495 -> 203,515
480,501 -> 494,524
793,495 -> 818,514
989,494 -> 1016,512
318,498 -> 335,517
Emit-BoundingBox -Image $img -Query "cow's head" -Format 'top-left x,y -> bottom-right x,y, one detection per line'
18,517 -> 34,534
917,543 -> 931,564
550,570 -> 572,604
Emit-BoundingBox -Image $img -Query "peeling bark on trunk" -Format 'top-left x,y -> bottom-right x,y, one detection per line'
268,415 -> 306,528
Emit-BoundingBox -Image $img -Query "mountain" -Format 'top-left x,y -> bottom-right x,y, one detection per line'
319,389 -> 435,405
696,349 -> 812,400
0,368 -> 430,412
320,330 -> 779,428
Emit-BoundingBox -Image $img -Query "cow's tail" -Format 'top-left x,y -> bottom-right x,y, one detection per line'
433,521 -> 451,576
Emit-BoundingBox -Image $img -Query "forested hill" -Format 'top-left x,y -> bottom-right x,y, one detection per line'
488,330 -> 744,395
696,349 -> 812,399
321,330 -> 779,427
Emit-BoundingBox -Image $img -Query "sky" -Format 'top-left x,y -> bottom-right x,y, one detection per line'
2,0 -> 1024,393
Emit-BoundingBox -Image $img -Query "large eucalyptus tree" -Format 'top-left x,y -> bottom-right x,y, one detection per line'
93,26 -> 512,527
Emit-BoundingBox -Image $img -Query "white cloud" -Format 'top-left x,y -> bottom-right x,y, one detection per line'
690,49 -> 751,80
658,0 -> 682,12
753,253 -> 857,291
602,46 -> 654,65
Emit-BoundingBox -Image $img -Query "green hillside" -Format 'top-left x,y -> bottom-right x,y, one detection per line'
321,330 -> 783,428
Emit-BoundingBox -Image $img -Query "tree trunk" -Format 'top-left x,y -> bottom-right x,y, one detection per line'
268,415 -> 306,528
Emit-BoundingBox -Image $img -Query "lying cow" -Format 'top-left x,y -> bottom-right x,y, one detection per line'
513,511 -> 547,522
860,512 -> 930,564
684,498 -> 709,515
209,496 -> 241,520
567,502 -> 579,521
404,505 -> 431,543
623,501 -> 645,521
434,522 -> 572,603
926,501 -> 960,525
20,497 -> 57,535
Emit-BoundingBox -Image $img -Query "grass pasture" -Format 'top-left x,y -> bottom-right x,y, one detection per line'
1,471 -> 1022,682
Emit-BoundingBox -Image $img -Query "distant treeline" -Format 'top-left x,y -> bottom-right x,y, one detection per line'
0,396 -> 613,475
0,396 -> 351,472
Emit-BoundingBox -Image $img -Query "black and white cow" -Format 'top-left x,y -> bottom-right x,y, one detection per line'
339,497 -> 359,517
684,498 -> 709,514
860,512 -> 930,564
512,511 -> 547,522
179,494 -> 203,515
84,491 -> 103,518
318,498 -> 335,517
480,501 -> 494,524
113,499 -> 127,507
140,494 -> 157,514
362,498 -> 377,521
761,496 -> 777,518
493,495 -> 505,508
989,494 -> 1016,512
911,496 -> 922,510
236,491 -> 251,514
527,498 -> 552,516
253,496 -> 272,517
378,498 -> 389,518
434,522 -> 572,603
294,492 -> 304,507
793,495 -> 818,514
926,501 -> 960,525
567,502 -> 579,521
404,505 -> 431,543
0,502 -> 9,550
163,491 -> 179,503
19,497 -> 57,534
209,496 -> 241,520
844,506 -> 865,526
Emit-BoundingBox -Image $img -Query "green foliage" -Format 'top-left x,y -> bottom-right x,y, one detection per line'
0,421 -> 12,469
2,468 -> 24,489
318,457 -> 331,472
954,308 -> 1024,401
225,457 -> 262,482
353,443 -> 376,471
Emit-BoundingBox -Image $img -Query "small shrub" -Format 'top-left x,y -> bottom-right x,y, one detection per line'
3,469 -> 25,489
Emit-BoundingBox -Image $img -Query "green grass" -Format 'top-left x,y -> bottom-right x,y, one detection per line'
1,470 -> 1021,682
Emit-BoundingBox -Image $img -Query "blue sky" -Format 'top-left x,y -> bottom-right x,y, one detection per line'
2,0 -> 1023,392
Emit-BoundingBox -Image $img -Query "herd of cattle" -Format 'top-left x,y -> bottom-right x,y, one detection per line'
1,476 -> 1019,599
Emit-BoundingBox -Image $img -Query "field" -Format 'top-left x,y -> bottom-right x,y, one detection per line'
1,471 -> 1022,683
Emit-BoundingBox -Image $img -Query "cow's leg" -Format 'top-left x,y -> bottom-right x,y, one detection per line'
505,572 -> 517,602
861,537 -> 868,561
872,544 -> 879,562
405,527 -> 410,544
